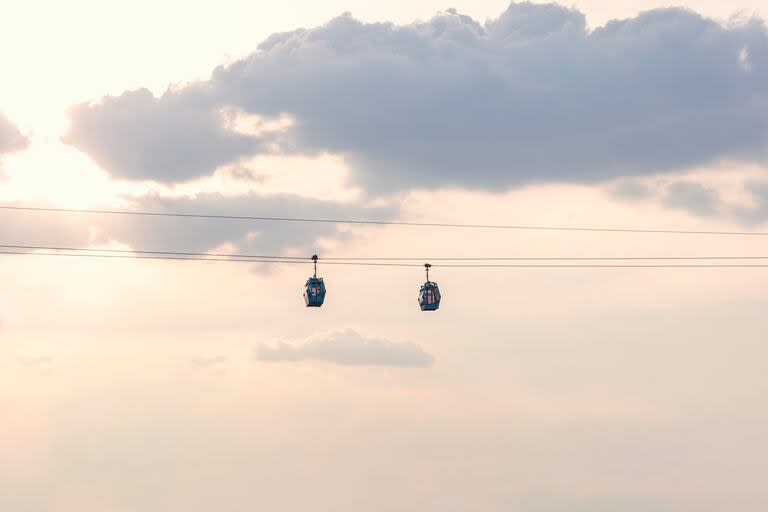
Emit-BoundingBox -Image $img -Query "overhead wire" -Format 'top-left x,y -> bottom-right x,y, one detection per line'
4,244 -> 768,262
2,205 -> 768,237
3,248 -> 768,268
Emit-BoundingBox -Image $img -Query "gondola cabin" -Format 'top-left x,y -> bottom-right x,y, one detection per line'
304,277 -> 326,307
304,255 -> 326,307
418,264 -> 441,311
419,281 -> 441,311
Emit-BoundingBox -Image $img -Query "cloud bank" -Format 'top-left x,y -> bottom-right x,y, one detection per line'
256,329 -> 434,367
0,192 -> 395,254
609,174 -> 768,224
662,181 -> 721,217
0,114 -> 27,156
65,3 -> 768,191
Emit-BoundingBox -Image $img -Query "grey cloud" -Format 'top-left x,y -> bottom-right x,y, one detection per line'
0,205 -> 98,247
256,329 -> 434,367
63,89 -> 260,182
486,1 -> 585,39
0,113 -> 27,156
65,4 -> 768,191
230,166 -> 265,183
106,193 -> 395,254
609,177 -> 768,225
0,193 -> 395,255
662,181 -> 720,216
734,181 -> 768,225
610,180 -> 655,201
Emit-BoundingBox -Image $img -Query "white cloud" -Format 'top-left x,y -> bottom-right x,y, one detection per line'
0,113 -> 27,156
256,329 -> 434,367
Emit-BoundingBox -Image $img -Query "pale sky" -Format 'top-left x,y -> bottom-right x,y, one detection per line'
1,1 -> 767,511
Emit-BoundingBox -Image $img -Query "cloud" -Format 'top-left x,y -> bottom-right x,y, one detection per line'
0,192 -> 395,255
734,181 -> 768,224
255,329 -> 434,367
64,3 -> 768,191
0,113 -> 27,156
662,182 -> 721,216
607,175 -> 768,225
105,192 -> 395,254
610,180 -> 655,201
63,89 -> 260,182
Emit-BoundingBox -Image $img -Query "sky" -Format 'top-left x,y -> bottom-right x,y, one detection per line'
0,1 -> 767,511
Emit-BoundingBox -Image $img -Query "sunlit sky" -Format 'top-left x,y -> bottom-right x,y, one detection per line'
1,1 -> 767,511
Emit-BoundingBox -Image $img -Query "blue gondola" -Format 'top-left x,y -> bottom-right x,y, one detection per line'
304,254 -> 326,307
418,263 -> 441,311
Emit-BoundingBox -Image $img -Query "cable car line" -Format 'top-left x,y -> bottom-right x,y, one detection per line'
5,244 -> 768,262
5,250 -> 768,268
0,244 -> 311,260
0,250 -> 418,266
0,250 -> 307,264
2,205 -> 768,237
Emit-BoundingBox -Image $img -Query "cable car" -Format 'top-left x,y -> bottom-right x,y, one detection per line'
418,263 -> 441,311
304,254 -> 326,307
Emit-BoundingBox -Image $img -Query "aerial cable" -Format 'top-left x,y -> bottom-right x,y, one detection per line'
4,250 -> 768,268
2,205 -> 768,237
0,250 -> 420,266
0,244 -> 310,260
4,244 -> 768,262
